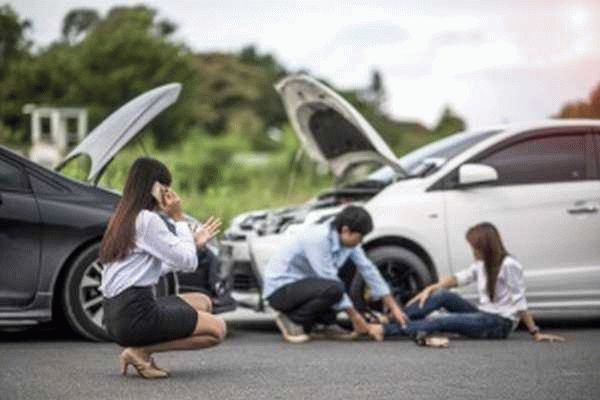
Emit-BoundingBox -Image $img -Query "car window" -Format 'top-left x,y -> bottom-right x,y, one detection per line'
350,129 -> 502,184
479,134 -> 587,185
29,173 -> 66,194
0,158 -> 26,191
400,129 -> 501,175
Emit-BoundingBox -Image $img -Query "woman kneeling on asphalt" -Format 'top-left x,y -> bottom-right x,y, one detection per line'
99,157 -> 226,379
368,222 -> 565,347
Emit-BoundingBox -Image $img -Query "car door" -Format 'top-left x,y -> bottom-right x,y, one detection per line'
442,129 -> 600,308
0,154 -> 42,307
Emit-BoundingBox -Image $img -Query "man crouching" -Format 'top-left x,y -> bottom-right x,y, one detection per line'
262,205 -> 407,343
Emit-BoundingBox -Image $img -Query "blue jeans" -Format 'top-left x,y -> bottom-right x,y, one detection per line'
384,289 -> 513,339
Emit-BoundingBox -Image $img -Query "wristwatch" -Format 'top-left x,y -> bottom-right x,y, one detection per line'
529,327 -> 540,336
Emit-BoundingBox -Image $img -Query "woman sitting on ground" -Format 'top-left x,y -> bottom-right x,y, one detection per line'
100,157 -> 226,378
369,222 -> 565,347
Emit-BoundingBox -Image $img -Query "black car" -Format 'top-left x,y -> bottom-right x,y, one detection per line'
0,83 -> 234,341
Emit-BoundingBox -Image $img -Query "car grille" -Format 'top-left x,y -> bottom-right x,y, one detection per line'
231,262 -> 259,291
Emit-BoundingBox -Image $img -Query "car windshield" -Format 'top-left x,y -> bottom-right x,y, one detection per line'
366,129 -> 503,183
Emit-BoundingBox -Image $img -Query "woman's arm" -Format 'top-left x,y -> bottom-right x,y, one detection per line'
518,310 -> 565,342
406,275 -> 459,308
407,263 -> 477,308
429,275 -> 459,291
140,212 -> 198,273
504,259 -> 564,342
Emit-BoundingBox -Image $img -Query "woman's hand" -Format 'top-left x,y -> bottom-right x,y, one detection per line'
194,216 -> 222,248
406,286 -> 435,308
406,276 -> 458,309
533,332 -> 565,343
519,311 -> 565,343
162,190 -> 184,221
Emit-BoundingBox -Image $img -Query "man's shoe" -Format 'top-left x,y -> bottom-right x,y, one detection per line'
274,313 -> 310,344
310,324 -> 354,340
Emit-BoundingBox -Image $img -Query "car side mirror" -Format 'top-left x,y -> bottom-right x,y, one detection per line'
458,163 -> 498,187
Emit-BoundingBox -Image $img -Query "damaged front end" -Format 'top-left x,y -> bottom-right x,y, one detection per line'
221,176 -> 392,311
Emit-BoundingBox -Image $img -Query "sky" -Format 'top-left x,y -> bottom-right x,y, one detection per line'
8,0 -> 600,128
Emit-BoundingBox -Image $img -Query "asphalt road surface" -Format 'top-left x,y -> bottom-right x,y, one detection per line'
1,311 -> 599,400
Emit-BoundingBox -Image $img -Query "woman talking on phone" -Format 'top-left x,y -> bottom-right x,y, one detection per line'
99,157 -> 226,379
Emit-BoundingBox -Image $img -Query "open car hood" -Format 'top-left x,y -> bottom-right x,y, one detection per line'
275,75 -> 404,178
57,83 -> 182,184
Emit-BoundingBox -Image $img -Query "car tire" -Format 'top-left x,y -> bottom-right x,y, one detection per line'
61,243 -> 178,341
349,246 -> 434,312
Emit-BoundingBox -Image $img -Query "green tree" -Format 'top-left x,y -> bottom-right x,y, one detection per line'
192,50 -> 287,149
61,8 -> 99,44
0,5 -> 31,71
432,106 -> 466,137
238,45 -> 287,129
0,5 -> 199,147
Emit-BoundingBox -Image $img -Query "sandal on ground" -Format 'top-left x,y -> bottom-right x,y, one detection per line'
414,332 -> 449,348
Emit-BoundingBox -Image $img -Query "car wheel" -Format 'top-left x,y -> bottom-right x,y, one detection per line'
61,243 -> 178,341
350,246 -> 434,312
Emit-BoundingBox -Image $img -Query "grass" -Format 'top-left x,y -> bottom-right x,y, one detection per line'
52,124 -> 447,227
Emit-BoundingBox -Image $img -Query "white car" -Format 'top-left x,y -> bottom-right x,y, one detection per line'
222,74 -> 600,314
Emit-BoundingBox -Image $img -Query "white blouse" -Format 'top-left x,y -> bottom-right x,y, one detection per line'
100,210 -> 198,298
454,255 -> 528,322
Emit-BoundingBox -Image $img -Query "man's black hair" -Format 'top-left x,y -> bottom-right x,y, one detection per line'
331,205 -> 374,236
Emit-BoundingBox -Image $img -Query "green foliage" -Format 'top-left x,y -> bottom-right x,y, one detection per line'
78,120 -> 451,227
88,127 -> 330,225
61,8 -> 100,44
432,106 -> 467,137
1,4 -> 470,227
0,5 -> 199,147
0,4 -> 31,71
192,49 -> 287,150
0,5 -> 296,150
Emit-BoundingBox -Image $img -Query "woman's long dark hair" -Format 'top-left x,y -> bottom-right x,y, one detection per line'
466,222 -> 508,302
99,157 -> 172,264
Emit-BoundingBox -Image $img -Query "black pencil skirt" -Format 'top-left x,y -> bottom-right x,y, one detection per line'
103,286 -> 198,347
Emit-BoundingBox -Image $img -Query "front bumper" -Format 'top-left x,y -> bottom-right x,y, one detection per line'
221,239 -> 263,310
221,239 -> 251,264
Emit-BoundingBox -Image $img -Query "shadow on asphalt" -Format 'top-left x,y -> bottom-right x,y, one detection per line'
1,315 -> 599,342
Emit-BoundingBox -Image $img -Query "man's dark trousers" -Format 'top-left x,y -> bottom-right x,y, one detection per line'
267,277 -> 345,331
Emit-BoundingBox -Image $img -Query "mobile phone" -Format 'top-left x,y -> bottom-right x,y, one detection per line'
151,181 -> 166,207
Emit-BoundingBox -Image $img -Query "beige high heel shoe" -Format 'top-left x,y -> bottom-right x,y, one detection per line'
119,348 -> 168,379
150,357 -> 169,375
